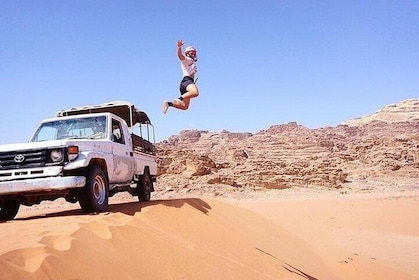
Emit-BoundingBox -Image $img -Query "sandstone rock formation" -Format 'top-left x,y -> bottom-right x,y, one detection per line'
343,99 -> 419,126
156,99 -> 419,195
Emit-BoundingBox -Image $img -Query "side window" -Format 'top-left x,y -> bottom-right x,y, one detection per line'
112,119 -> 125,144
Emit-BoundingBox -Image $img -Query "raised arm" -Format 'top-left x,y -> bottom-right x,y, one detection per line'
177,39 -> 185,61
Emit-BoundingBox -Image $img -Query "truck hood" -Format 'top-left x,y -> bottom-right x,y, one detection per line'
0,140 -> 111,153
0,141 -> 66,152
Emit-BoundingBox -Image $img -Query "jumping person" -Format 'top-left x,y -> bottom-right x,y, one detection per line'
162,40 -> 199,114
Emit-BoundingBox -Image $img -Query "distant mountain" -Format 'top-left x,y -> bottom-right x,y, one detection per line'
155,99 -> 419,196
343,99 -> 419,126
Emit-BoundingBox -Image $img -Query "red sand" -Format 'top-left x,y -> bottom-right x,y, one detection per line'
0,188 -> 418,280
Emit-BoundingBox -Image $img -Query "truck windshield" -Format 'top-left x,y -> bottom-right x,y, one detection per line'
31,116 -> 107,142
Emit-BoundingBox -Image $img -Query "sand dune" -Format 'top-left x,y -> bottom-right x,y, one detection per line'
237,193 -> 419,280
0,190 -> 418,280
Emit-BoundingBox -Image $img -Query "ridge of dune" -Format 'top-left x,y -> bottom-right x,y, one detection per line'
0,198 -> 334,280
1,190 -> 418,279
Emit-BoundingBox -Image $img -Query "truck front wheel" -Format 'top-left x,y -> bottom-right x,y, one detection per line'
0,197 -> 20,221
79,166 -> 109,213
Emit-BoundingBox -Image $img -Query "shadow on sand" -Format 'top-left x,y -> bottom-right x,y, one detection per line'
14,198 -> 212,221
255,247 -> 319,280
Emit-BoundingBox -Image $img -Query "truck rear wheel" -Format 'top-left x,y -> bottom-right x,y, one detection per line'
79,166 -> 109,213
138,170 -> 152,202
0,197 -> 20,221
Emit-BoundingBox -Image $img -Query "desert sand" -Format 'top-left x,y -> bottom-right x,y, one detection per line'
0,183 -> 418,280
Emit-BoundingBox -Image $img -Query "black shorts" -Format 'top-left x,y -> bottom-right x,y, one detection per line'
179,76 -> 195,95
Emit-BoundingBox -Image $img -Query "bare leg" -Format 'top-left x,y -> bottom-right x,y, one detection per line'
172,98 -> 191,110
181,84 -> 199,99
173,84 -> 199,110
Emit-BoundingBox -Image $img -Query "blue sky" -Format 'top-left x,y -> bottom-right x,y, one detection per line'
1,1 -> 418,144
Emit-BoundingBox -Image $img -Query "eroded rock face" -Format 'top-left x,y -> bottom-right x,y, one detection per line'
156,99 -> 419,194
343,99 -> 419,126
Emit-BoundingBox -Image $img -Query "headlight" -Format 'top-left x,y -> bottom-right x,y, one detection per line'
49,149 -> 64,162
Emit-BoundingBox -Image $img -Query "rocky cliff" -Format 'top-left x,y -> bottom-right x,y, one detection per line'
156,99 -> 419,196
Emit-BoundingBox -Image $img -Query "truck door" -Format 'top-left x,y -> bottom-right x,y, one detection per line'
110,118 -> 134,183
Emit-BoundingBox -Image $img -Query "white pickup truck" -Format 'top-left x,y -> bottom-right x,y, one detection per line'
0,101 -> 157,220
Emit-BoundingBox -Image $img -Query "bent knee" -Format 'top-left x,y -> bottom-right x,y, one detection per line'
191,89 -> 199,97
186,85 -> 199,96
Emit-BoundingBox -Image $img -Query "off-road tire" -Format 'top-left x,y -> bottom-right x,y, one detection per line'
0,197 -> 20,221
138,170 -> 152,202
79,166 -> 109,213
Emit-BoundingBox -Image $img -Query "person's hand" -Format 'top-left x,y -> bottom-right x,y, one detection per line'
177,40 -> 185,48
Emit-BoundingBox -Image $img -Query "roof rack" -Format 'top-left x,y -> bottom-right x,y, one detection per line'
56,101 -> 152,127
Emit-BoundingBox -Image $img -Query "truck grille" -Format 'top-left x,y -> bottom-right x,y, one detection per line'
0,149 -> 47,170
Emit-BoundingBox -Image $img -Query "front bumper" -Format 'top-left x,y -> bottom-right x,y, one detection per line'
0,176 -> 86,195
